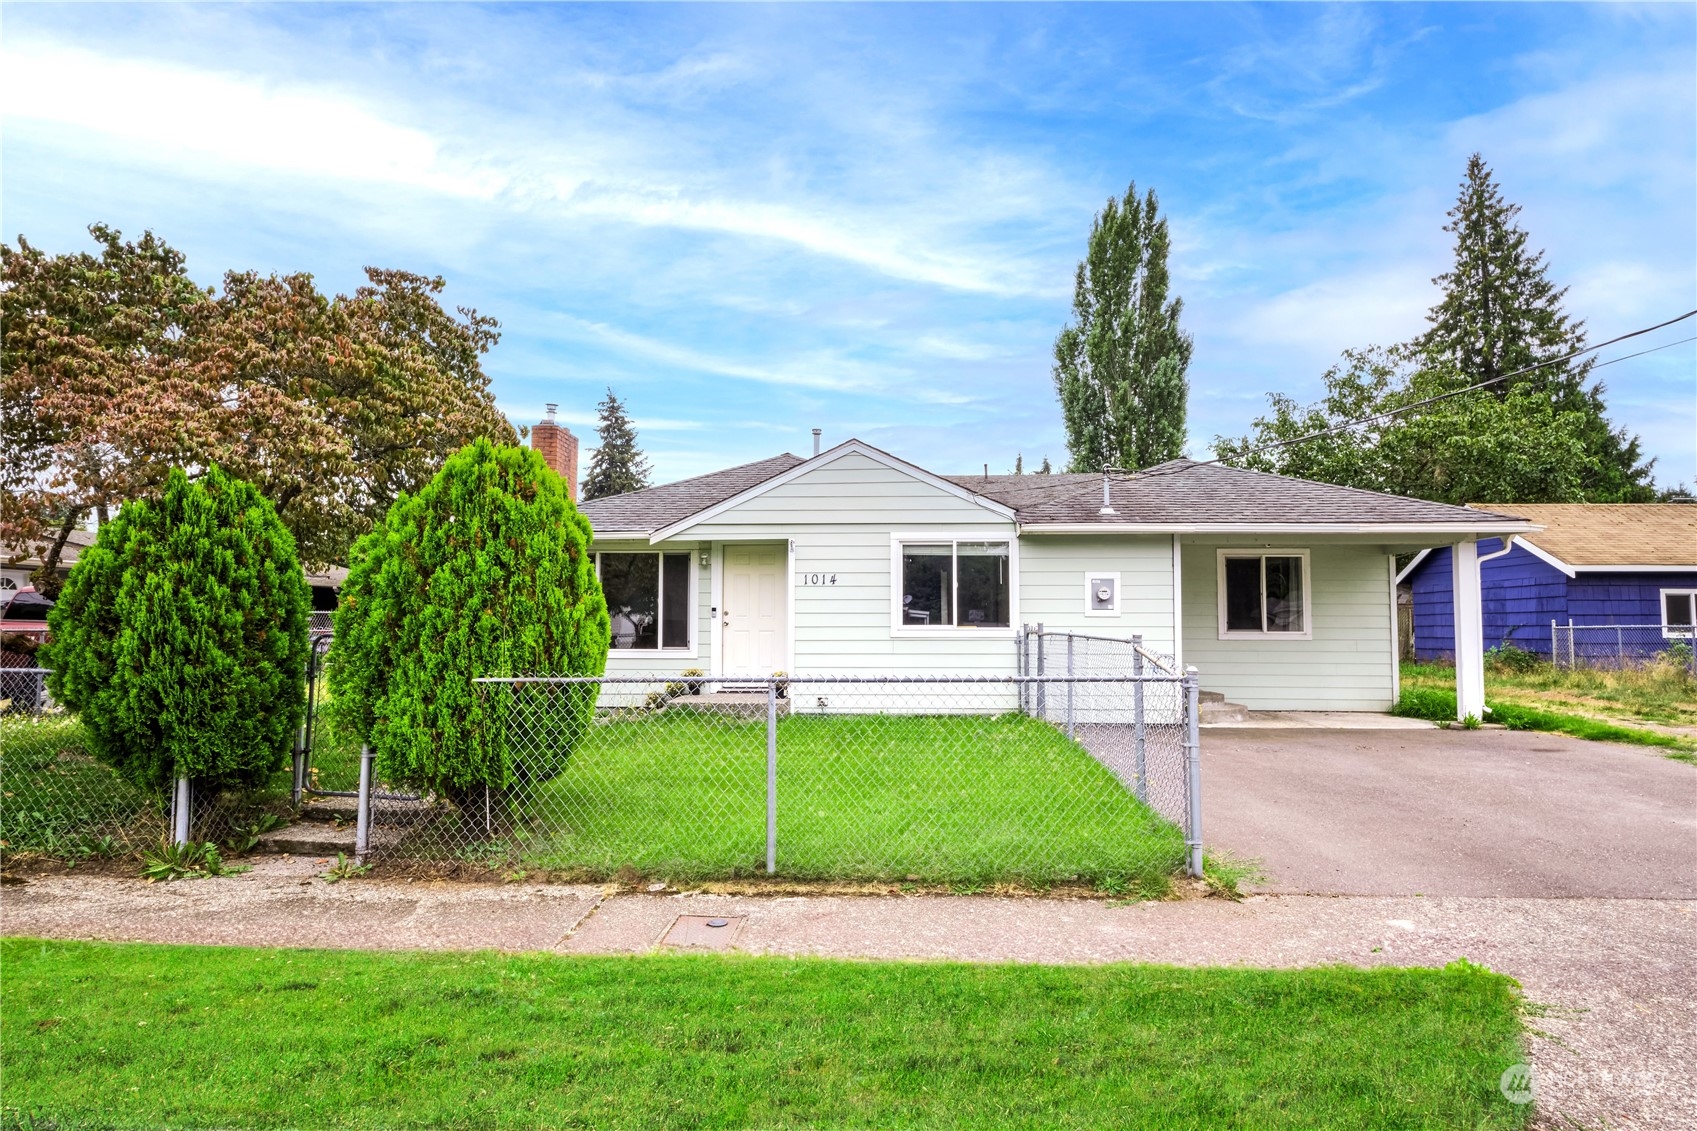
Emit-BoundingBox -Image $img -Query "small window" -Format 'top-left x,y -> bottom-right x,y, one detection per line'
1218,551 -> 1309,637
1663,590 -> 1697,638
898,540 -> 1010,628
599,551 -> 691,650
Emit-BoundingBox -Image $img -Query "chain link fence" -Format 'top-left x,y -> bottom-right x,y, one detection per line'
1550,622 -> 1696,673
1,667 -> 297,864
353,672 -> 1202,887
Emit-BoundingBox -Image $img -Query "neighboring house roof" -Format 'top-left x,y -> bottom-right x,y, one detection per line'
0,528 -> 98,572
1468,503 -> 1697,571
579,441 -> 1536,539
579,454 -> 806,536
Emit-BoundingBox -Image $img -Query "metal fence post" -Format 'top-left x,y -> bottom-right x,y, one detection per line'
1568,618 -> 1575,667
1017,625 -> 1027,715
766,680 -> 778,875
172,775 -> 192,847
355,744 -> 373,862
1065,634 -> 1076,738
1035,622 -> 1047,720
1550,620 -> 1558,668
1182,666 -> 1203,879
292,724 -> 307,808
1132,634 -> 1147,803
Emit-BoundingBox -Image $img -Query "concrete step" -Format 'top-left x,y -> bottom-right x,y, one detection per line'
257,823 -> 356,856
1199,698 -> 1250,724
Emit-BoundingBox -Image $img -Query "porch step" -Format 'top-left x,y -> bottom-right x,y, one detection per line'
667,691 -> 791,718
257,823 -> 356,856
1198,692 -> 1250,724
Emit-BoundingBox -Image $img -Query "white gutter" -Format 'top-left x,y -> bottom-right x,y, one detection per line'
1018,521 -> 1541,536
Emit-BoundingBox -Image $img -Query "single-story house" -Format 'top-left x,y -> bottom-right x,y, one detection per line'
1398,504 -> 1697,662
576,438 -> 1535,720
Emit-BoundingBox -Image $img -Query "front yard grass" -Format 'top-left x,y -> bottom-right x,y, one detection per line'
505,710 -> 1187,886
1,938 -> 1530,1130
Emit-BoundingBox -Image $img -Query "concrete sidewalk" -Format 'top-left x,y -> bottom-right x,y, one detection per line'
3,856 -> 1691,1131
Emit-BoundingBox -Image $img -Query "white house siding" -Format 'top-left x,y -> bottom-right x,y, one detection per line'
1180,538 -> 1395,711
1017,535 -> 1176,657
681,453 -> 1020,708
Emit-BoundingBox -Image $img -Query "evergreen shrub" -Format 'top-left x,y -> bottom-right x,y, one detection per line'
43,466 -> 311,794
329,439 -> 608,809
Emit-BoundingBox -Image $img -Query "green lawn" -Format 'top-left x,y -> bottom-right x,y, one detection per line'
1,938 -> 1530,1131
0,715 -> 162,856
434,710 -> 1188,886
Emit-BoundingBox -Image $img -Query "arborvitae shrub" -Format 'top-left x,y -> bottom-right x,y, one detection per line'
43,466 -> 311,794
329,439 -> 609,809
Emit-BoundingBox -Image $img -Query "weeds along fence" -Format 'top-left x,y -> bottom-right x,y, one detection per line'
1,667 -> 299,862
1550,622 -> 1697,674
353,672 -> 1204,886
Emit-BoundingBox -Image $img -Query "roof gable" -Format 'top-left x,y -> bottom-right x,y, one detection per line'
649,440 -> 1016,541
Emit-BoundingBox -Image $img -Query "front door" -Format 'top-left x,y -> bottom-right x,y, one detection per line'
723,543 -> 786,676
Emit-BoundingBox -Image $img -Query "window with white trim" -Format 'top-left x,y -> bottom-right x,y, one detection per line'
1662,590 -> 1697,638
898,540 -> 1011,628
598,552 -> 691,650
1218,550 -> 1310,637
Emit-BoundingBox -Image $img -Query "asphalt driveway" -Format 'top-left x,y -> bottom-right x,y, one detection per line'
1202,726 -> 1697,897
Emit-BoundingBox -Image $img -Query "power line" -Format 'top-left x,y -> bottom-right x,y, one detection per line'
1116,309 -> 1696,481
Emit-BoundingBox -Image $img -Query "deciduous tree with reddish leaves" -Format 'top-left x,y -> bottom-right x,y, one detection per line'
1,224 -> 517,592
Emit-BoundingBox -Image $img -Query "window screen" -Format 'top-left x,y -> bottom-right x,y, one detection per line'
1666,591 -> 1696,631
1265,556 -> 1304,632
661,553 -> 690,648
901,544 -> 952,626
956,542 -> 1010,627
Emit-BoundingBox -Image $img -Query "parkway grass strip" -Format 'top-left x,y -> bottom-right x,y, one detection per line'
3,938 -> 1529,1130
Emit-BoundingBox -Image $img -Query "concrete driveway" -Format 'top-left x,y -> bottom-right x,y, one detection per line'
1202,726 -> 1697,897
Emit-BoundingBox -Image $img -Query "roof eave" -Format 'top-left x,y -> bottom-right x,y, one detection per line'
1017,520 -> 1543,536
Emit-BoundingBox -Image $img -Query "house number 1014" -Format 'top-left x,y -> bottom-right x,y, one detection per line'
801,573 -> 838,586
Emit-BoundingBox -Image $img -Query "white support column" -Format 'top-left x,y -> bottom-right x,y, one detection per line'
1452,540 -> 1486,721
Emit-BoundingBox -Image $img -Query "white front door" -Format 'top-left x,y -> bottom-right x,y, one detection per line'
723,543 -> 786,676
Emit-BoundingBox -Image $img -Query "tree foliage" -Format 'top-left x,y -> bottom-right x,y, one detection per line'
1053,183 -> 1192,472
328,440 -> 609,808
1,224 -> 517,592
41,466 -> 310,794
1216,155 -> 1655,503
580,388 -> 651,500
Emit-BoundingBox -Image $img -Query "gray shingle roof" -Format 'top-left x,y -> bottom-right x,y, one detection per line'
946,460 -> 1531,527
578,453 -> 803,536
577,447 -> 1531,537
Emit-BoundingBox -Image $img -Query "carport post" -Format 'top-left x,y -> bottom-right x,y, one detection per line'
1451,540 -> 1487,721
354,744 -> 372,863
765,682 -> 778,875
1131,635 -> 1147,802
1182,667 -> 1203,878
172,774 -> 192,847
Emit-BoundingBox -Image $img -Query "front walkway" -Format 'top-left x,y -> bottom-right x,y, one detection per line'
3,855 -> 1691,1130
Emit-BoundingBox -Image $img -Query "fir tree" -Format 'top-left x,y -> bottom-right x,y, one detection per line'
581,388 -> 652,500
1038,456 -> 1052,474
1418,154 -> 1653,499
1013,454 -> 1024,475
1053,182 -> 1192,472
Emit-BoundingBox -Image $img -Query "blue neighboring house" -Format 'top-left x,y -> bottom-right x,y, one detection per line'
1399,504 -> 1697,662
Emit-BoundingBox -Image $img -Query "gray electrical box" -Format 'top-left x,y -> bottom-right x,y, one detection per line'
1088,575 -> 1117,613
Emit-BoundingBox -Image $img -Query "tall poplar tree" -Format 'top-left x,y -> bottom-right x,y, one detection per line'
1053,183 -> 1192,472
580,388 -> 652,500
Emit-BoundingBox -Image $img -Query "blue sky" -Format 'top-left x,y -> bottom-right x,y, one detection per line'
4,2 -> 1694,488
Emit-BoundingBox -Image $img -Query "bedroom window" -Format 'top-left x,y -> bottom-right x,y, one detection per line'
1218,550 -> 1310,638
598,552 -> 691,650
1663,590 -> 1697,638
898,540 -> 1011,628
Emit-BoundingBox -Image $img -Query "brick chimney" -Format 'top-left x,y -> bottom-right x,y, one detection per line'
531,404 -> 579,500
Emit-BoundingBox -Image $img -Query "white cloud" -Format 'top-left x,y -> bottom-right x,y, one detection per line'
1,43 -> 503,198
